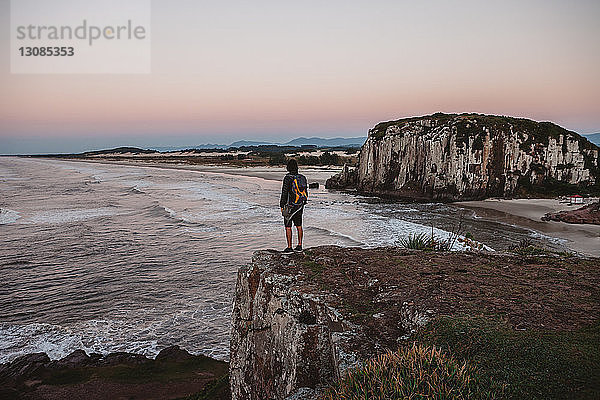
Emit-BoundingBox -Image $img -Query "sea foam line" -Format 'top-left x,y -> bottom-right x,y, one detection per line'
0,208 -> 21,225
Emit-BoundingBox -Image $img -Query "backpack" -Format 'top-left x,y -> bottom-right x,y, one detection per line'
290,174 -> 308,206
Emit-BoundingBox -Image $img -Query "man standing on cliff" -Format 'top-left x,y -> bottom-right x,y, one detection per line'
280,159 -> 308,253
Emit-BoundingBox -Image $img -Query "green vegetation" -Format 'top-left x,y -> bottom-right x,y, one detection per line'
398,232 -> 432,250
322,344 -> 499,399
370,112 -> 457,139
268,152 -> 286,166
508,238 -> 550,256
416,316 -> 600,399
517,175 -> 600,197
302,259 -> 325,273
300,246 -> 599,400
398,221 -> 463,251
323,317 -> 600,400
41,355 -> 228,387
179,374 -> 231,400
269,151 -> 345,167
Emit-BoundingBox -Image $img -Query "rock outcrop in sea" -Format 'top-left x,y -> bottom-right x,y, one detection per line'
0,346 -> 230,400
326,113 -> 600,201
542,201 -> 600,224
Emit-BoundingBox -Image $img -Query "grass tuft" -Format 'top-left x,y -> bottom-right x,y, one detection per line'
322,344 -> 499,399
508,238 -> 550,256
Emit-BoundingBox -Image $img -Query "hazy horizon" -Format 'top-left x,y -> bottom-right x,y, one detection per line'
1,0 -> 599,154
2,113 -> 599,155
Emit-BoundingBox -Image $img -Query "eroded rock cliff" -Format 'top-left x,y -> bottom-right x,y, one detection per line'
230,246 -> 600,400
229,250 -> 353,400
327,113 -> 600,201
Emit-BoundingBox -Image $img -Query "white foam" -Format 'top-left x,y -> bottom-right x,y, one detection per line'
161,206 -> 206,224
364,218 -> 494,251
0,208 -> 21,224
27,207 -> 120,224
528,231 -> 568,245
0,323 -> 88,363
306,226 -> 364,246
0,321 -> 159,364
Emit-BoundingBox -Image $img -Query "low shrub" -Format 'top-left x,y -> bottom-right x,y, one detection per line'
322,344 -> 498,399
398,232 -> 456,251
508,238 -> 549,256
398,232 -> 432,250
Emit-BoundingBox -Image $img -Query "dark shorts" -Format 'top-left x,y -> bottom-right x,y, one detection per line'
284,206 -> 303,227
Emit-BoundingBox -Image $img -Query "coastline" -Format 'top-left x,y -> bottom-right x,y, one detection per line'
24,156 -> 342,186
456,198 -> 600,257
0,346 -> 229,400
12,157 -> 598,256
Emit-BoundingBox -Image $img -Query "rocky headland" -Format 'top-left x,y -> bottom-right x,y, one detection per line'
230,246 -> 600,399
0,346 -> 229,400
542,201 -> 600,225
327,113 -> 600,201
5,246 -> 599,400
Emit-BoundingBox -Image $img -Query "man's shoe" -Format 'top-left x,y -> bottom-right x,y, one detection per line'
294,245 -> 303,252
283,247 -> 293,254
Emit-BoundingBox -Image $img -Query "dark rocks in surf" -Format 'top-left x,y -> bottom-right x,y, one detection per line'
0,352 -> 50,381
542,201 -> 600,224
0,346 -> 229,399
155,345 -> 197,362
325,164 -> 357,190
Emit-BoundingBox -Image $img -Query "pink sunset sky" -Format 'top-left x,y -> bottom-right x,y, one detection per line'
1,0 -> 599,153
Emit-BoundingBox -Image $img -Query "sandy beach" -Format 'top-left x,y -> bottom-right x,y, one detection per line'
25,157 -> 600,256
39,157 -> 342,186
456,198 -> 600,257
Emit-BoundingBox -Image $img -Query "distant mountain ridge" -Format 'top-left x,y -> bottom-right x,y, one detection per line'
283,137 -> 366,147
228,140 -> 273,147
149,136 -> 367,152
229,137 -> 366,148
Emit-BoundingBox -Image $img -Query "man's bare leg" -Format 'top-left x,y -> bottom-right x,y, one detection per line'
296,226 -> 303,246
285,227 -> 293,248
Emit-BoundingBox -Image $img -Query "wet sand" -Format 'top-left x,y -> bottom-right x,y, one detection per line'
34,157 -> 599,256
456,198 -> 600,257
193,165 -> 341,185
41,157 -> 341,186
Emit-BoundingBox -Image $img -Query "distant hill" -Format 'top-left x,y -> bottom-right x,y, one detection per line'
283,137 -> 366,147
85,137 -> 367,155
229,137 -> 367,148
229,140 -> 274,147
583,133 -> 600,146
152,144 -> 228,152
82,147 -> 158,155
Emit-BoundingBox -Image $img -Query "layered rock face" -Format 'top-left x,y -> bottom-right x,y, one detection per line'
229,251 -> 346,400
328,113 -> 600,201
229,249 -> 436,400
230,247 -> 600,399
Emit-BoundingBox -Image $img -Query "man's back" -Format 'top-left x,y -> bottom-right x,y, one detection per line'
280,159 -> 306,253
280,172 -> 308,208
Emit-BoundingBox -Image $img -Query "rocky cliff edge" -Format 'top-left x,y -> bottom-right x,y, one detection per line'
229,246 -> 600,399
327,113 -> 600,201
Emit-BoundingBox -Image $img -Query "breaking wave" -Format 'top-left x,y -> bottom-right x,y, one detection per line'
0,208 -> 21,224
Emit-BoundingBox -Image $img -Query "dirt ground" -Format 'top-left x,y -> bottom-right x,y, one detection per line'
273,246 -> 600,352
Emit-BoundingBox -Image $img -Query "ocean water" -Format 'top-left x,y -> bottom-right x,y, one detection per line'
0,157 -> 560,363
